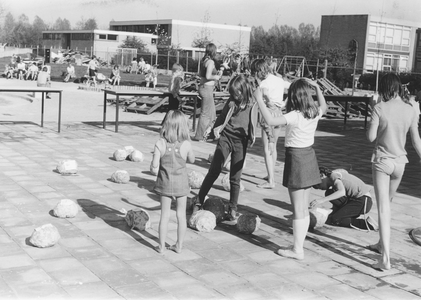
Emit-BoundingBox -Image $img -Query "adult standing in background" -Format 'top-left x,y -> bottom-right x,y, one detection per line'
194,43 -> 221,141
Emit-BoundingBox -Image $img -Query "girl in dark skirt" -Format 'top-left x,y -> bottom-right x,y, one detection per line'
254,78 -> 327,260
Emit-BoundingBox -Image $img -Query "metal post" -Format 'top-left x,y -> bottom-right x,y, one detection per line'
352,39 -> 358,96
186,52 -> 189,73
167,51 -> 170,74
315,59 -> 319,80
324,59 -> 328,79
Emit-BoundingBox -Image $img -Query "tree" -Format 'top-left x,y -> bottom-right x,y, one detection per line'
120,36 -> 147,53
31,16 -> 48,46
318,47 -> 353,89
192,10 -> 213,48
3,12 -> 15,45
13,14 -> 32,46
53,17 -> 71,30
76,17 -> 97,30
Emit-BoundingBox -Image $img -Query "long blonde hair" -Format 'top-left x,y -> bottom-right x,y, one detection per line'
160,110 -> 190,143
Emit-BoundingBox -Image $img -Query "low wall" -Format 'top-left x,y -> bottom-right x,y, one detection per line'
0,47 -> 33,58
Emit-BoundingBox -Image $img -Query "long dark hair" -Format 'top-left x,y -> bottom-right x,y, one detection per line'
228,75 -> 254,115
287,79 -> 320,119
202,43 -> 217,62
379,73 -> 404,102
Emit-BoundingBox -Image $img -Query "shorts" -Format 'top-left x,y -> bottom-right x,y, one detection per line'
372,157 -> 405,176
260,106 -> 283,137
89,69 -> 97,77
283,146 -> 321,189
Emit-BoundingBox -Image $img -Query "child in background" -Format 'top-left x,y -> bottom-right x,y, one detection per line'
110,65 -> 121,86
255,78 -> 327,260
151,110 -> 195,254
145,64 -> 158,88
310,167 -> 377,231
37,66 -> 52,99
251,58 -> 290,189
192,75 -> 260,220
367,73 -> 421,270
161,63 -> 184,125
168,63 -> 184,110
27,63 -> 39,81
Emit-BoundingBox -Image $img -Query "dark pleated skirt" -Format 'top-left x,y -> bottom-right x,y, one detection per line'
283,146 -> 321,189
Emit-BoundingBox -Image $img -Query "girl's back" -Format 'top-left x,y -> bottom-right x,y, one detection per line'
372,97 -> 417,158
154,138 -> 190,197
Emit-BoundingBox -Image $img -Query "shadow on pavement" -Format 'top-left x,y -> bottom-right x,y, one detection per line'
77,198 -> 158,250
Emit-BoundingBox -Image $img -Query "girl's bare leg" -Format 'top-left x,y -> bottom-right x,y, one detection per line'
372,164 -> 404,270
277,188 -> 310,260
169,196 -> 187,253
158,196 -> 172,253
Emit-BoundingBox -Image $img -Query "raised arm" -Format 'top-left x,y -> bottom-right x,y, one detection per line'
305,79 -> 327,115
254,88 -> 286,126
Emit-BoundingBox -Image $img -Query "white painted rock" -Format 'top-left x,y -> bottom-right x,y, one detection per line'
221,173 -> 245,192
309,208 -> 329,229
124,146 -> 135,156
236,214 -> 261,234
111,170 -> 130,184
129,150 -> 144,162
188,171 -> 205,189
189,210 -> 216,232
53,199 -> 79,218
56,160 -> 78,175
29,224 -> 60,248
124,209 -> 151,231
113,149 -> 127,161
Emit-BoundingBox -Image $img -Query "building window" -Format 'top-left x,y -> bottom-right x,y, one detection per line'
99,34 -> 106,40
71,33 -> 93,40
108,35 -> 118,41
151,38 -> 157,44
134,25 -> 145,33
43,33 -> 52,40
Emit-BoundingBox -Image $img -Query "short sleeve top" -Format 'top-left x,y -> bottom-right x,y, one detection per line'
283,107 -> 323,148
370,97 -> 418,162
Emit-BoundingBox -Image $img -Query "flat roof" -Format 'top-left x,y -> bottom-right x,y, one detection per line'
42,29 -> 158,38
109,19 -> 251,32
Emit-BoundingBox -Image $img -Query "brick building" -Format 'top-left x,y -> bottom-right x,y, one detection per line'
320,14 -> 421,73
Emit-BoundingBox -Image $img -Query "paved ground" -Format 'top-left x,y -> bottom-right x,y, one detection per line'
0,78 -> 420,299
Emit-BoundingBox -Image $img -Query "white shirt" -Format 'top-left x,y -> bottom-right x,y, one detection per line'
284,107 -> 323,148
260,74 -> 287,108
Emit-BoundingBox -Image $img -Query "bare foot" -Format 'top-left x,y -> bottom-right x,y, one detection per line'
276,247 -> 304,260
372,260 -> 391,271
155,246 -> 165,254
257,182 -> 275,189
167,244 -> 182,254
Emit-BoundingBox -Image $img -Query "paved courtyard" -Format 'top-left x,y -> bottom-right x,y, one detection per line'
0,79 -> 420,299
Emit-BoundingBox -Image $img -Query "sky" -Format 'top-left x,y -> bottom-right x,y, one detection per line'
1,0 -> 421,30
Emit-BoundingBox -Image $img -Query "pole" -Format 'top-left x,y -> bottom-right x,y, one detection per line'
186,52 -> 189,73
324,59 -> 328,79
315,59 -> 319,80
352,39 -> 358,96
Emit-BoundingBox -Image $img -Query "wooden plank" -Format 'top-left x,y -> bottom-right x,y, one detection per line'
146,96 -> 169,115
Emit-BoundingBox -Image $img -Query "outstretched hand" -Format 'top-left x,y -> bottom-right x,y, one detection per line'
309,199 -> 321,209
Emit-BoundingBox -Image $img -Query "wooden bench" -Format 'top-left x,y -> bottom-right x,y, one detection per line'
102,88 -> 198,133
